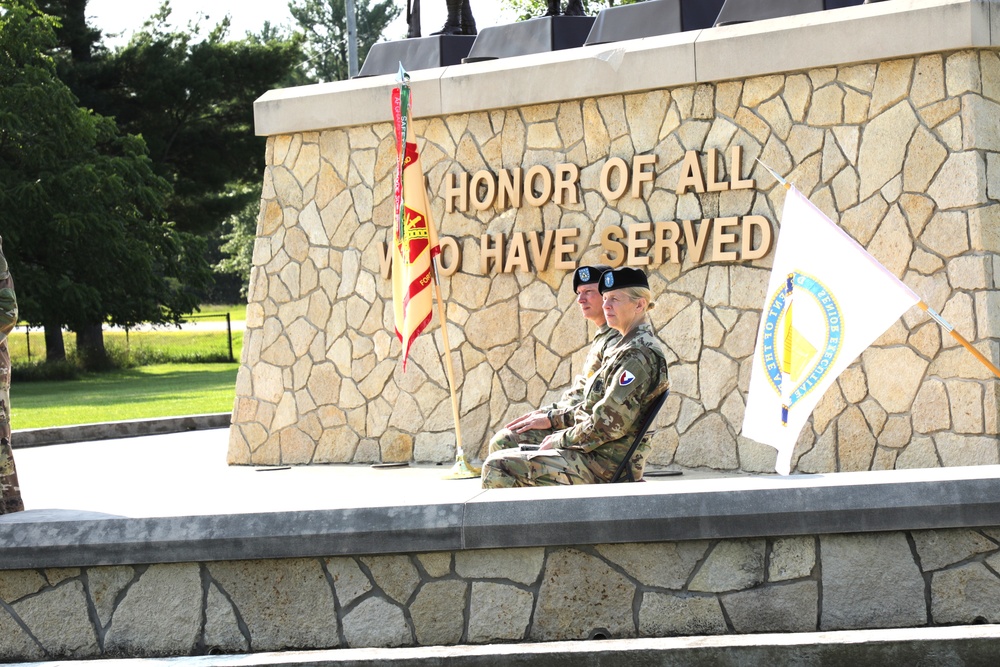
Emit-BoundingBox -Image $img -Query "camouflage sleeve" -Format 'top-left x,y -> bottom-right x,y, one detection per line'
545,373 -> 586,414
557,349 -> 655,453
545,329 -> 620,426
0,245 -> 13,345
548,405 -> 575,430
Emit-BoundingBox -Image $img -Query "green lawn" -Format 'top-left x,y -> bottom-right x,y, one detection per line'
7,305 -> 246,429
187,303 -> 247,321
9,305 -> 245,365
10,363 -> 239,429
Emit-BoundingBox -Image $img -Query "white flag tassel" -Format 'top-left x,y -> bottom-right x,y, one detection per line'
742,185 -> 920,475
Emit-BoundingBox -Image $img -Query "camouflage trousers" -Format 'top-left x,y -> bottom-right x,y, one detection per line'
481,444 -> 604,488
487,426 -> 553,455
0,346 -> 22,514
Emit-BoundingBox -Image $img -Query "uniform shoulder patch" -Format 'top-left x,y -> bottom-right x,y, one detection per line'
608,354 -> 651,403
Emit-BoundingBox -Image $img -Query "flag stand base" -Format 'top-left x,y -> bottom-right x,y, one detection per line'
442,456 -> 480,480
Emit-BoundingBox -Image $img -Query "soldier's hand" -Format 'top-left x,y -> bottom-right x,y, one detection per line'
512,413 -> 552,434
507,410 -> 542,430
539,435 -> 558,450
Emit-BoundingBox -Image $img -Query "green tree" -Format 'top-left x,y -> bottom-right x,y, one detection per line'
35,1 -> 304,304
87,8 -> 304,236
0,0 -> 210,367
215,189 -> 259,299
289,0 -> 401,82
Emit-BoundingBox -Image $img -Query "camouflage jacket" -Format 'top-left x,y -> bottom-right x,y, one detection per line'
544,324 -> 621,422
0,242 -> 15,345
549,321 -> 670,480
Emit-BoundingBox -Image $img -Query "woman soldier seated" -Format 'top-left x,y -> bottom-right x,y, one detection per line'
481,267 -> 670,488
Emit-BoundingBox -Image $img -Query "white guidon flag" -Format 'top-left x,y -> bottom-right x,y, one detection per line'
742,186 -> 919,475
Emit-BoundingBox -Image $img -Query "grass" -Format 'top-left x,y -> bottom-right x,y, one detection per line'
187,303 -> 247,321
10,304 -> 245,369
10,363 -> 240,429
7,305 -> 245,428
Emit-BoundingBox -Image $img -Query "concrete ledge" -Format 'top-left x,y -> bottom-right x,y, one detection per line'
254,0 -> 996,136
694,0 -> 991,82
0,504 -> 465,569
14,413 -> 232,448
13,625 -> 1000,666
437,31 -> 697,115
3,465 -> 999,570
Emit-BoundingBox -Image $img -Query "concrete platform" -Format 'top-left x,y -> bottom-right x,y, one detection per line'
7,428 -> 1000,570
8,624 -> 1000,666
6,429 -> 1000,664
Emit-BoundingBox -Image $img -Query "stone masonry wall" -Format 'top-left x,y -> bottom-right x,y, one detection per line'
2,526 -> 1000,659
229,49 -> 1000,472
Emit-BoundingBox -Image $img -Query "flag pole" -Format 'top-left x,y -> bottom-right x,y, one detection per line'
918,302 -> 1000,379
756,157 -> 1000,381
432,258 -> 480,480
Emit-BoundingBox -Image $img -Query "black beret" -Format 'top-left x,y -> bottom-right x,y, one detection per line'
572,264 -> 612,291
598,267 -> 649,294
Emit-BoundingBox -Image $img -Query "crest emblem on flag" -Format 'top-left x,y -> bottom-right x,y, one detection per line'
760,272 -> 843,410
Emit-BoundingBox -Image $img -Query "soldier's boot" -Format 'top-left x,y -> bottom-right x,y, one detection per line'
432,0 -> 464,35
563,0 -> 586,16
460,0 -> 477,35
542,0 -> 561,16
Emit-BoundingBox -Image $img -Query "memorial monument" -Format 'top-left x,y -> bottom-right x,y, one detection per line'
2,2 -> 1000,662
237,0 -> 1000,475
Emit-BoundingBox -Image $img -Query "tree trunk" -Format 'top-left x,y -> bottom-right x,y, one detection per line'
76,323 -> 110,370
44,323 -> 66,362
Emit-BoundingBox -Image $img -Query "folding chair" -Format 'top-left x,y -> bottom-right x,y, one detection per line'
610,389 -> 670,483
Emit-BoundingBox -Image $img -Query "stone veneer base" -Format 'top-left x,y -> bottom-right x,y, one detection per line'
3,467 -> 1000,659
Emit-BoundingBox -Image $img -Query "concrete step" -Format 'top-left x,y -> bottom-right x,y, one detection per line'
10,625 -> 1000,666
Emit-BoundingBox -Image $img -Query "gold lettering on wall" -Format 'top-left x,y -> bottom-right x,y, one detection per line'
497,168 -> 523,208
741,215 -> 772,259
712,217 -> 739,261
706,149 -> 728,193
676,148 -> 755,195
480,233 -> 504,274
626,222 -> 652,266
600,157 -> 630,200
470,170 -> 496,211
554,163 -> 579,206
632,154 -> 656,198
407,150 -> 776,277
651,221 -> 681,265
683,219 -> 713,263
523,165 -> 553,206
380,236 -> 462,278
676,151 -> 706,194
553,228 -> 579,270
599,225 -> 626,267
439,236 -> 461,276
445,172 -> 468,212
528,230 -> 555,271
505,232 -> 529,273
731,145 -> 755,190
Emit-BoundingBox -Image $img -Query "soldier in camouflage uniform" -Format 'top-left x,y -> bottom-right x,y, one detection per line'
482,267 -> 669,488
0,237 -> 23,513
487,265 -> 620,454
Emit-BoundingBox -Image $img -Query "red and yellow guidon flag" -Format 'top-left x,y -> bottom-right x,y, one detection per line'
391,75 -> 440,370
